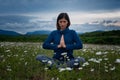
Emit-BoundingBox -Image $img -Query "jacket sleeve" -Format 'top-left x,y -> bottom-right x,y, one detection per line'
42,32 -> 58,50
66,30 -> 83,50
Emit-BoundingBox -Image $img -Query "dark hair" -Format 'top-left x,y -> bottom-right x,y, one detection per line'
56,13 -> 71,30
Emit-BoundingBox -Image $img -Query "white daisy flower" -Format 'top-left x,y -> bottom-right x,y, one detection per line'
47,60 -> 52,65
74,63 -> 79,66
110,66 -> 115,71
90,68 -> 94,72
61,52 -> 67,56
96,51 -> 102,55
42,60 -> 47,63
115,59 -> 120,63
59,68 -> 66,72
78,67 -> 83,70
66,67 -> 72,71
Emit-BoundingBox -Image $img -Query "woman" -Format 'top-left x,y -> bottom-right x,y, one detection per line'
36,13 -> 85,68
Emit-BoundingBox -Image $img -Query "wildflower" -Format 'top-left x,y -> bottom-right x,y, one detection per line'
90,68 -> 94,72
74,62 -> 79,66
56,77 -> 59,80
40,45 -> 42,49
24,50 -> 27,53
44,67 -> 48,71
1,44 -> 4,47
1,55 -> 4,58
109,64 -> 112,66
25,62 -> 27,66
103,55 -> 107,57
83,49 -> 87,52
82,62 -> 89,67
78,78 -> 81,80
47,60 -> 52,66
20,58 -> 24,61
7,54 -> 11,57
98,58 -> 102,62
51,77 -> 55,80
7,68 -> 12,71
59,68 -> 66,72
104,66 -> 108,69
88,58 -> 95,62
6,66 -> 12,71
66,57 -> 70,61
14,54 -> 18,57
104,51 -> 108,54
66,67 -> 72,71
89,58 -> 101,63
95,60 -> 100,63
61,52 -> 67,56
2,59 -> 5,62
105,69 -> 108,72
74,58 -> 79,62
115,59 -> 120,63
104,58 -> 108,61
5,50 -> 10,52
78,67 -> 83,70
96,51 -> 102,55
42,60 -> 47,63
110,66 -> 115,71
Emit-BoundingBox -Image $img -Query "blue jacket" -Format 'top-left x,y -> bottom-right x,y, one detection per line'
43,28 -> 83,61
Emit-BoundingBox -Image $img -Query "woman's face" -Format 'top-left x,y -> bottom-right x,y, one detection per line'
58,18 -> 68,30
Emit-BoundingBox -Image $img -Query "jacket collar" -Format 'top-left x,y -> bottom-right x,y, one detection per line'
58,28 -> 69,34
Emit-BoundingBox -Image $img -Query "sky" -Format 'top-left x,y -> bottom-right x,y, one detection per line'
0,0 -> 120,34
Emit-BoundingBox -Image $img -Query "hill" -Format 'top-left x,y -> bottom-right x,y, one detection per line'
0,29 -> 21,36
80,30 -> 120,44
26,30 -> 51,35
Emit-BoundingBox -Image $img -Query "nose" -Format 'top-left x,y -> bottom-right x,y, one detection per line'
61,22 -> 65,26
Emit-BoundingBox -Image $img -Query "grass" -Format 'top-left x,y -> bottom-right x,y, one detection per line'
0,42 -> 120,80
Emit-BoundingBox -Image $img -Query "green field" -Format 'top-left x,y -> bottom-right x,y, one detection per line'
0,42 -> 120,80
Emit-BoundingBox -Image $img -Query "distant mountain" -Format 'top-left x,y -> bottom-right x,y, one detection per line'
80,30 -> 120,37
92,30 -> 104,32
26,30 -> 51,35
0,29 -> 21,36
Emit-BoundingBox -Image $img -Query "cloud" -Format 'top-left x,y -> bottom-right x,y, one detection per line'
76,19 -> 120,33
0,15 -> 56,34
0,15 -> 35,24
76,24 -> 120,33
88,20 -> 120,27
0,0 -> 120,14
69,10 -> 120,24
102,20 -> 120,27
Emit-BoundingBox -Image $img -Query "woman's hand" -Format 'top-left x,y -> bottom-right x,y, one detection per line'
58,35 -> 66,48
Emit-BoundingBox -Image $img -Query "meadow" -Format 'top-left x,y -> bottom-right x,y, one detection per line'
0,42 -> 120,80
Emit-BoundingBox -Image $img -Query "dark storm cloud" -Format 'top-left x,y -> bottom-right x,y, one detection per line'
0,15 -> 34,24
0,0 -> 120,14
0,15 -> 55,34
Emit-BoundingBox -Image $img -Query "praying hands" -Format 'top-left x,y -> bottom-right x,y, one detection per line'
58,35 -> 66,48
